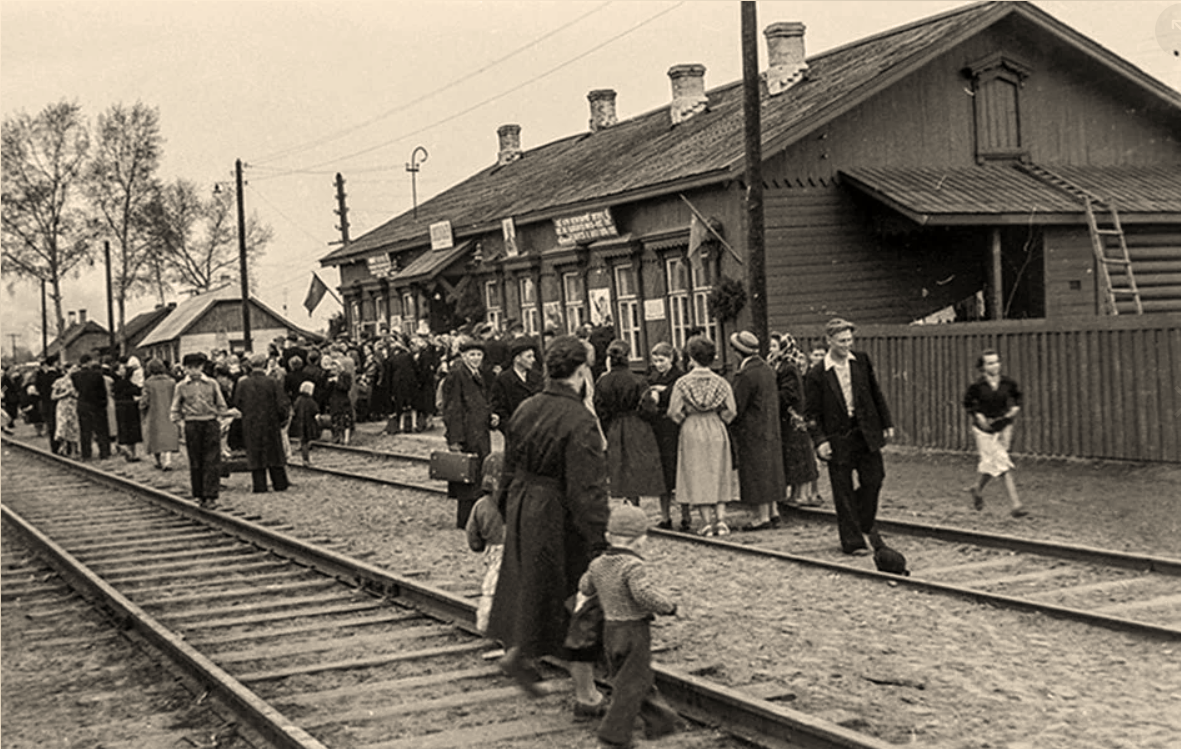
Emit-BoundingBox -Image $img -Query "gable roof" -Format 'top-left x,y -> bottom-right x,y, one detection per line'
45,321 -> 109,357
321,1 -> 1181,266
139,284 -> 319,347
119,305 -> 175,346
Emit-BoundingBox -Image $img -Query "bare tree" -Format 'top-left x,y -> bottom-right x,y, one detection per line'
84,102 -> 163,341
1,100 -> 93,339
144,178 -> 272,295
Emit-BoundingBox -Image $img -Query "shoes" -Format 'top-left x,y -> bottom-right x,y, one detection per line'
969,487 -> 984,511
769,515 -> 782,528
800,495 -> 824,507
1010,507 -> 1028,518
679,519 -> 692,532
499,654 -> 546,698
715,522 -> 731,536
573,698 -> 607,721
199,498 -> 218,509
656,519 -> 673,530
741,521 -> 774,532
697,524 -> 715,537
846,547 -> 871,556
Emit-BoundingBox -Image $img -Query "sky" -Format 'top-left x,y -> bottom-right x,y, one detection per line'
3,0 -> 1179,357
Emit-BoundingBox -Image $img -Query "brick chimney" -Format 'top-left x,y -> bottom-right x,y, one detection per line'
68,311 -> 77,327
668,64 -> 708,125
588,89 -> 617,132
764,22 -> 808,95
497,124 -> 522,165
78,309 -> 87,324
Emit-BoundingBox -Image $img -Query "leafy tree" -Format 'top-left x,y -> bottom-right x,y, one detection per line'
143,178 -> 273,296
1,100 -> 94,338
85,102 -> 163,339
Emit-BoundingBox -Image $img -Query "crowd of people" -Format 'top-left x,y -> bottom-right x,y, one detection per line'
2,315 -> 1028,749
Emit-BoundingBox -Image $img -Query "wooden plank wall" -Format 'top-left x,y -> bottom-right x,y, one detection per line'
796,317 -> 1181,463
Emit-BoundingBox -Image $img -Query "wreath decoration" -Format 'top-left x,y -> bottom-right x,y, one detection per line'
707,275 -> 747,322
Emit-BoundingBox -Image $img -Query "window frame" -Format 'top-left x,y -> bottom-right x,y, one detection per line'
614,264 -> 641,360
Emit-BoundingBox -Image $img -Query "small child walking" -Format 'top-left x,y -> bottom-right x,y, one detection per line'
289,380 -> 321,467
465,451 -> 505,634
579,504 -> 680,748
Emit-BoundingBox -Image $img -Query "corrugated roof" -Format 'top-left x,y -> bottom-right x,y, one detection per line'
840,164 -> 1181,223
321,1 -> 1181,265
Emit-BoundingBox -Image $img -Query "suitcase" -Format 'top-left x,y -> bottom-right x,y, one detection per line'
430,451 -> 482,484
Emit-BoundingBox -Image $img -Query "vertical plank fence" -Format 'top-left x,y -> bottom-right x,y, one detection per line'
794,316 -> 1181,463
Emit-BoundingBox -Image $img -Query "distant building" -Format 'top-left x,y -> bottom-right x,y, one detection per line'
321,1 -> 1180,367
43,310 -> 110,364
137,284 -> 322,364
118,303 -> 176,360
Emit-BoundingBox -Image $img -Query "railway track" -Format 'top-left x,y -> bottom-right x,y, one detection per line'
302,440 -> 1181,639
1,435 -> 896,749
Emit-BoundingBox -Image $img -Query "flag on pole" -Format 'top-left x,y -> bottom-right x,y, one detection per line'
303,273 -> 328,314
687,213 -> 707,260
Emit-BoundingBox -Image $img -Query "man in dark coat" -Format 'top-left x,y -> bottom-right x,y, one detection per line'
72,354 -> 111,460
489,336 -> 542,429
441,338 -> 497,527
805,318 -> 894,555
487,335 -> 609,715
234,352 -> 291,493
728,331 -> 786,531
35,355 -> 63,453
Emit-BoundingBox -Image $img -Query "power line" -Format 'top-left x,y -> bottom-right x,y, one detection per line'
260,1 -> 687,179
250,1 -> 614,167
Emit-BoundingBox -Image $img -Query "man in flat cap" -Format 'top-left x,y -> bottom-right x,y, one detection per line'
442,337 -> 498,528
804,318 -> 895,556
490,335 -> 542,429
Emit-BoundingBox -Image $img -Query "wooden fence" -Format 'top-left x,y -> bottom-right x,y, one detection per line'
793,316 -> 1181,463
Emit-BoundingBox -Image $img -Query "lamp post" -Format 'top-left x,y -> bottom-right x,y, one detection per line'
406,146 -> 428,219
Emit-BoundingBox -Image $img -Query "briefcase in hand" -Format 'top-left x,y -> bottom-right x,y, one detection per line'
430,451 -> 482,484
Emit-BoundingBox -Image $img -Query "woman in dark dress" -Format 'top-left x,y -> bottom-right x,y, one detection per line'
769,332 -> 820,506
111,360 -> 143,462
324,356 -> 354,445
644,341 -> 689,530
594,339 -> 665,507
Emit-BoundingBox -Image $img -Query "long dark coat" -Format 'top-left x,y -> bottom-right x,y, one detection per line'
413,345 -> 442,415
774,358 -> 819,485
486,381 -> 609,660
729,356 -> 786,505
233,371 -> 290,470
645,364 -> 683,493
441,362 -> 493,501
388,348 -> 419,414
594,367 -> 665,497
490,366 -> 543,428
111,375 -> 143,445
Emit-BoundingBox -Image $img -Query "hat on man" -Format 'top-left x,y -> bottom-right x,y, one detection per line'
825,317 -> 856,338
729,330 -> 759,356
182,352 -> 207,368
473,322 -> 493,337
607,504 -> 650,538
458,337 -> 486,353
508,336 -> 535,362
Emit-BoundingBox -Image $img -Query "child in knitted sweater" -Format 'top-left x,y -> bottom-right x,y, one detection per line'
578,504 -> 679,748
466,452 -> 505,634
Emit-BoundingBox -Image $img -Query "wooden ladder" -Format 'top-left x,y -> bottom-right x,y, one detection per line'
1019,164 -> 1144,315
1083,197 -> 1143,315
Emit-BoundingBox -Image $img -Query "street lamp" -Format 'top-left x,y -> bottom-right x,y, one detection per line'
406,146 -> 428,220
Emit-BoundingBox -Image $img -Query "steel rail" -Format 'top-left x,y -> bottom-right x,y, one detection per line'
308,440 -> 428,463
1,435 -> 897,749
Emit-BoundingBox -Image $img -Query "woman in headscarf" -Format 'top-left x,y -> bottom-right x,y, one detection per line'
593,339 -> 665,507
487,335 -> 609,719
769,332 -> 821,507
323,355 -> 355,445
667,335 -> 736,536
111,358 -> 143,462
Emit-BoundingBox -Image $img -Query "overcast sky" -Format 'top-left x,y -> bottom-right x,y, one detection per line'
3,0 -> 1179,355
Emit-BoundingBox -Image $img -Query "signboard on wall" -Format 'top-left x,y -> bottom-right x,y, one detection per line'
554,208 -> 618,246
430,220 -> 454,251
367,254 -> 393,278
543,302 -> 562,331
643,299 -> 666,321
589,288 -> 612,325
502,218 -> 519,257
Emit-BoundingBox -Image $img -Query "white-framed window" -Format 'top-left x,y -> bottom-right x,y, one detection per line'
519,276 -> 539,335
563,272 -> 587,334
690,254 -> 719,343
485,280 -> 503,332
401,291 -> 416,335
614,264 -> 641,359
665,257 -> 691,350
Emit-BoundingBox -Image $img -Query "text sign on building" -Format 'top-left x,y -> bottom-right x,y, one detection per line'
554,208 -> 618,246
367,254 -> 394,278
643,299 -> 666,321
430,220 -> 454,251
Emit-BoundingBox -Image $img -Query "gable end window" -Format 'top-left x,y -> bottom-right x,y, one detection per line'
967,53 -> 1031,164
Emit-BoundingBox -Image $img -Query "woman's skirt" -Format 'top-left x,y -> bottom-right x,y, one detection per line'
972,424 -> 1014,476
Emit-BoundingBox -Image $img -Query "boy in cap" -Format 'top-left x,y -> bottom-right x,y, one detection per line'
579,504 -> 679,748
171,352 -> 234,508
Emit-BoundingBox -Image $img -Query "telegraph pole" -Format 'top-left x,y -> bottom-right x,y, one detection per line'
104,240 -> 116,353
236,159 -> 252,353
334,173 -> 350,244
741,1 -> 768,354
40,279 -> 48,354
7,333 -> 20,360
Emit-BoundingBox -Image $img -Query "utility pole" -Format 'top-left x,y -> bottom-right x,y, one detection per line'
236,159 -> 252,353
40,279 -> 48,355
334,173 -> 351,244
741,1 -> 768,355
8,333 -> 21,360
104,240 -> 116,353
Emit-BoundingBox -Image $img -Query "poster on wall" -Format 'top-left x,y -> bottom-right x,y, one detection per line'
430,220 -> 453,251
543,302 -> 562,332
589,288 -> 612,326
502,218 -> 519,257
643,299 -> 665,321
